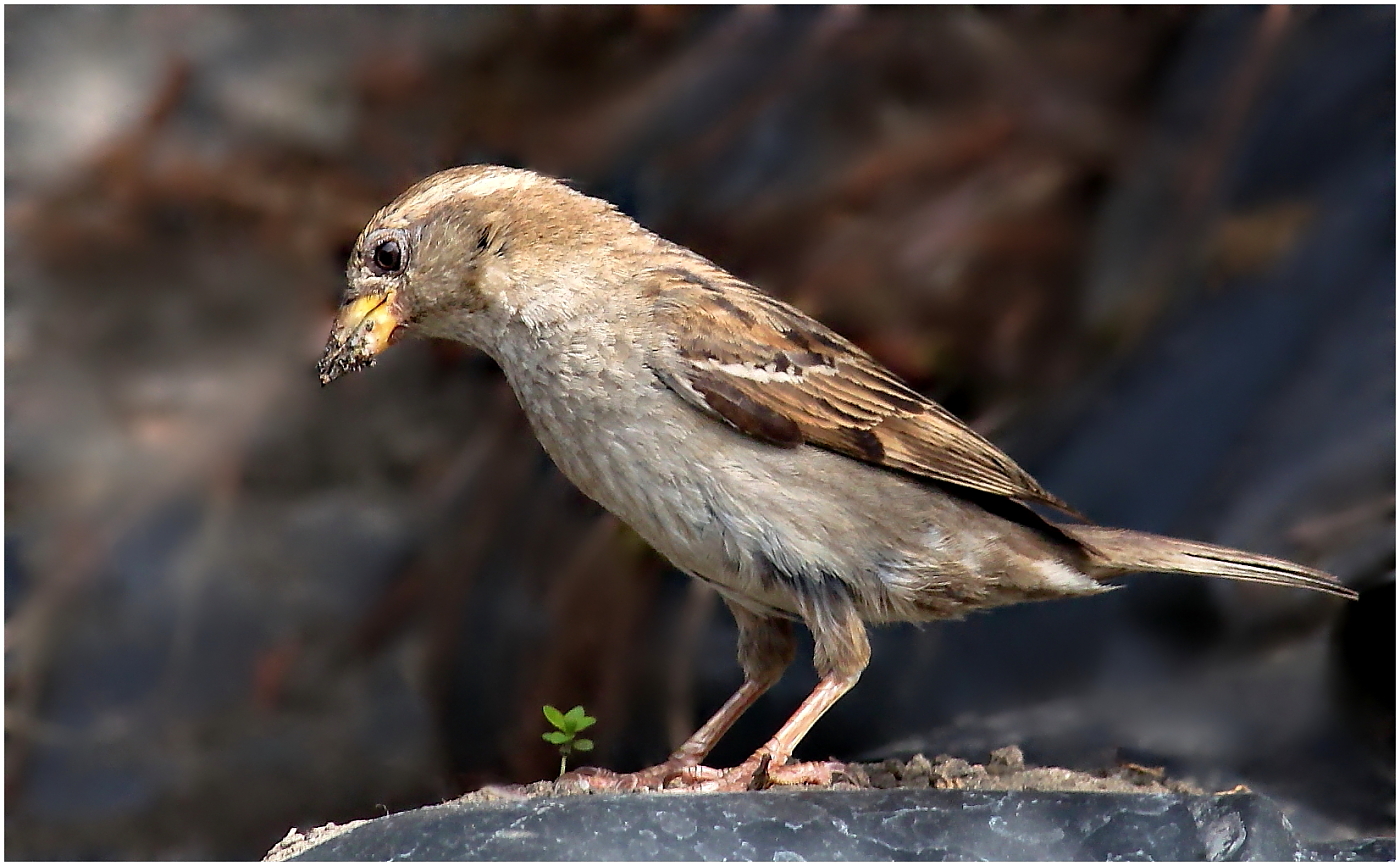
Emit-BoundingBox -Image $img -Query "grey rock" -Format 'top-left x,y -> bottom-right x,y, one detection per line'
271,790 -> 1394,862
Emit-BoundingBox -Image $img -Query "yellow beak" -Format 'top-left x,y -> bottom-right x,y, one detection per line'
316,290 -> 402,385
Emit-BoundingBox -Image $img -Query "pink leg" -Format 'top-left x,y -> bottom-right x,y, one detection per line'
678,670 -> 859,791
564,605 -> 794,792
681,589 -> 872,791
567,592 -> 869,793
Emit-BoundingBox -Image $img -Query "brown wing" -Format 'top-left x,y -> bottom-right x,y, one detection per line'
641,263 -> 1077,514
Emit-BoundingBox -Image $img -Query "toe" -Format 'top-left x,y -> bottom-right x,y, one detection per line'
765,759 -> 843,787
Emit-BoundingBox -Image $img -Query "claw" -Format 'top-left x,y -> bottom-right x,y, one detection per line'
554,755 -> 847,794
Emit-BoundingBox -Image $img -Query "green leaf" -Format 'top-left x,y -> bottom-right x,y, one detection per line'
563,706 -> 597,731
542,705 -> 566,729
542,731 -> 571,745
573,738 -> 594,752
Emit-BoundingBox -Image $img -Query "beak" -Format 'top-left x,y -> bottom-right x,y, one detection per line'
316,290 -> 403,385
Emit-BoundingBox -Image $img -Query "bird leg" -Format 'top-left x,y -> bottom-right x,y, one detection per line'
563,605 -> 794,792
563,675 -> 777,792
567,592 -> 869,793
678,594 -> 870,792
576,589 -> 865,793
676,669 -> 860,791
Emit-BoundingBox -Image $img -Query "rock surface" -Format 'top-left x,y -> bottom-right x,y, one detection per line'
267,750 -> 1391,862
268,787 -> 1393,861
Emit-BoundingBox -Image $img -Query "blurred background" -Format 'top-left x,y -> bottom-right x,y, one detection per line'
4,5 -> 1393,858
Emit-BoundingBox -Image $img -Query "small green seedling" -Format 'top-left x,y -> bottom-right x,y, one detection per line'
542,704 -> 596,777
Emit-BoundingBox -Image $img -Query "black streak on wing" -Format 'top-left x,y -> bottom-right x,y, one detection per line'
692,371 -> 803,447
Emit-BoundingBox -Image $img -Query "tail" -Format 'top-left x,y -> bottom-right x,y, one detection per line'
1058,524 -> 1357,600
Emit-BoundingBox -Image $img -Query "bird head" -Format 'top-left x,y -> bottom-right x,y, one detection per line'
316,165 -> 640,384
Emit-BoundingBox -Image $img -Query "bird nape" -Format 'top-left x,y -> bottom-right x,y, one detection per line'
319,165 -> 1357,793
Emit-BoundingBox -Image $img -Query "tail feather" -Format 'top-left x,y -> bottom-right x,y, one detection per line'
1058,524 -> 1357,600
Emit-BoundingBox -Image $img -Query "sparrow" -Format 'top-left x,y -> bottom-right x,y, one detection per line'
317,165 -> 1356,792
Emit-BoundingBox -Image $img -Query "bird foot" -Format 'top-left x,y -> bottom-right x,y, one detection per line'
559,754 -> 844,793
675,754 -> 844,792
557,759 -> 696,793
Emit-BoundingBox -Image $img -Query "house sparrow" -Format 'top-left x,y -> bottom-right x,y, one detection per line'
318,165 -> 1356,793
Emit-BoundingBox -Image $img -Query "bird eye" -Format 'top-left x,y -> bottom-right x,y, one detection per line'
370,239 -> 403,275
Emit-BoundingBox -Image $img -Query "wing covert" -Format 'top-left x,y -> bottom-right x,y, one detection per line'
640,264 -> 1074,513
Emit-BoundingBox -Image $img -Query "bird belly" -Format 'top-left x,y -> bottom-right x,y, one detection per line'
505,368 -> 848,617
504,353 -> 1100,625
